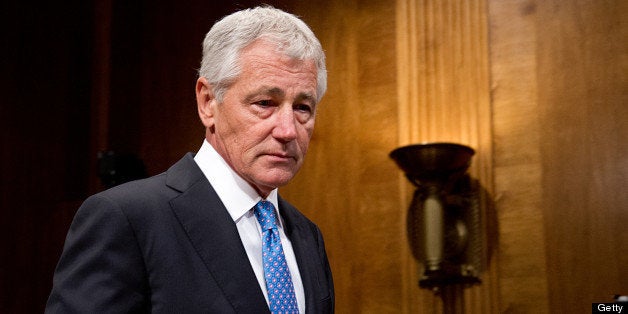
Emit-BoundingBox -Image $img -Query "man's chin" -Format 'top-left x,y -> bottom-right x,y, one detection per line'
253,170 -> 297,191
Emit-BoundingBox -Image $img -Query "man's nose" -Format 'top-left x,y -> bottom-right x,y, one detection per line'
272,105 -> 298,142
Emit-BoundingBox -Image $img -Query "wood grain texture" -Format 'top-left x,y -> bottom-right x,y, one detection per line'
488,0 -> 550,313
536,0 -> 628,312
490,0 -> 628,313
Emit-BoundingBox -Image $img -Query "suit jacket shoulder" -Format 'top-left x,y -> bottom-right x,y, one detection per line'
46,153 -> 334,313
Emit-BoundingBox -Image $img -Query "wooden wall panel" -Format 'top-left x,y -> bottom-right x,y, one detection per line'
490,0 -> 627,313
536,0 -> 628,312
488,1 -> 550,313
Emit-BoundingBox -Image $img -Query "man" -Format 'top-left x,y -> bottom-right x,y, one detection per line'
46,6 -> 334,313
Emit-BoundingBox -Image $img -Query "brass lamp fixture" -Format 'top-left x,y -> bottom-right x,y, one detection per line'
390,143 -> 482,290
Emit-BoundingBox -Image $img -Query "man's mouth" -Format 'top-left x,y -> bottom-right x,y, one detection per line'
263,152 -> 296,162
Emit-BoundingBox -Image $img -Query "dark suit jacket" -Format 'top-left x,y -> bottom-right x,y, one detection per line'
45,153 -> 334,313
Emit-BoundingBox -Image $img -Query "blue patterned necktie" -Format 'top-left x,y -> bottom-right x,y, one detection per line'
254,200 -> 299,314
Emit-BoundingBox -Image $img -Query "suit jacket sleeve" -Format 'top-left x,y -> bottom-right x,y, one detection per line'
45,194 -> 149,313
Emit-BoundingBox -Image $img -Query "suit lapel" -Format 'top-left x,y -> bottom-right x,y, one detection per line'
166,154 -> 269,313
279,197 -> 329,313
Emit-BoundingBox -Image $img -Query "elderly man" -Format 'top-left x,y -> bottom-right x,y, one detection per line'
46,6 -> 334,314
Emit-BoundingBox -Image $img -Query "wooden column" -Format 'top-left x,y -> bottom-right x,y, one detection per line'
396,0 -> 496,312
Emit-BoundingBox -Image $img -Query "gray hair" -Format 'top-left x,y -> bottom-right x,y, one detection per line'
198,6 -> 327,103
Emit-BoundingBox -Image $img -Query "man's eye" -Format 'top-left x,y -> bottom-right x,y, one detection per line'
255,100 -> 273,107
295,104 -> 312,113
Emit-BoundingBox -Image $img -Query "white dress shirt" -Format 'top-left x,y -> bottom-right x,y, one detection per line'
194,140 -> 305,313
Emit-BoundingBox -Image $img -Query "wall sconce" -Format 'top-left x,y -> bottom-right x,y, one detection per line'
390,143 -> 482,291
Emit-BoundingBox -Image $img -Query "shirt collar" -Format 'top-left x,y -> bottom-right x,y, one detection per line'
193,140 -> 280,223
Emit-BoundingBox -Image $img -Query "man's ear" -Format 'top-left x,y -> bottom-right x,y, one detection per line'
196,77 -> 217,129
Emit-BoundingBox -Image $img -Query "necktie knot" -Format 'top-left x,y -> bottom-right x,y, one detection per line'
254,200 -> 278,231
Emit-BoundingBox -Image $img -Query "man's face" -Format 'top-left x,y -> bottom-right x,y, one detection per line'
197,40 -> 319,197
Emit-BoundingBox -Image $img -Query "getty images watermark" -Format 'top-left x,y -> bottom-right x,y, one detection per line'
592,295 -> 628,313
